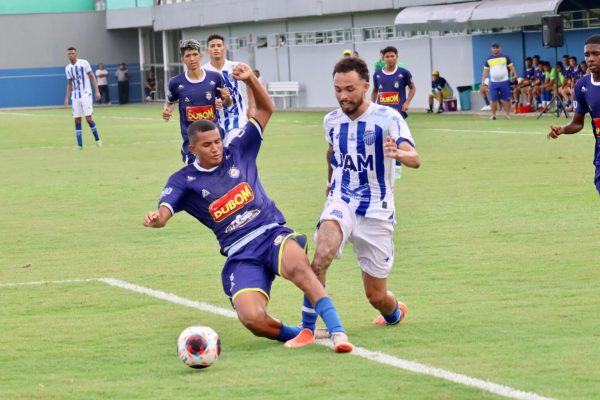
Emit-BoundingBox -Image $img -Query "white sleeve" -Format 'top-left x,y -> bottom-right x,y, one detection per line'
389,112 -> 415,147
83,60 -> 92,74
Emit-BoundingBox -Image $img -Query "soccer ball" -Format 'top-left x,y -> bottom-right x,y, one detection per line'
177,326 -> 221,369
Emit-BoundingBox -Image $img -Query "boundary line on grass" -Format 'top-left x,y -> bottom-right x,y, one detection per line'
0,278 -> 556,400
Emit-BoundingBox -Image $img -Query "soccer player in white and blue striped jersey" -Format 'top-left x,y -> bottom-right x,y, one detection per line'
286,57 -> 421,348
64,47 -> 102,149
203,34 -> 255,146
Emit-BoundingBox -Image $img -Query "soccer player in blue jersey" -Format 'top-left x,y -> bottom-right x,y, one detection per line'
144,63 -> 353,353
163,39 -> 232,164
286,57 -> 421,349
481,43 -> 518,120
203,34 -> 255,146
64,47 -> 102,149
548,35 -> 600,195
370,46 -> 415,119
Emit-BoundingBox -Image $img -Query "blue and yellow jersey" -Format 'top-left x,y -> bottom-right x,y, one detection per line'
484,53 -> 512,83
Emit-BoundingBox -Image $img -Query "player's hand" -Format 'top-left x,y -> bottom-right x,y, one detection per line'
384,136 -> 399,159
215,98 -> 223,111
162,107 -> 172,122
547,125 -> 563,139
95,92 -> 101,101
217,87 -> 231,101
401,102 -> 410,112
64,100 -> 69,108
232,63 -> 252,81
143,211 -> 160,227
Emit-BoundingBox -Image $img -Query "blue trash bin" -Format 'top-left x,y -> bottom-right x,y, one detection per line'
457,86 -> 471,111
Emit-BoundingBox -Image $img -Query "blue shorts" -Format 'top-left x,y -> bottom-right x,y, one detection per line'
221,225 -> 308,302
595,168 -> 600,194
489,80 -> 511,102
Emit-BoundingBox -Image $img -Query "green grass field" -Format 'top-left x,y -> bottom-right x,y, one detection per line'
1,105 -> 598,400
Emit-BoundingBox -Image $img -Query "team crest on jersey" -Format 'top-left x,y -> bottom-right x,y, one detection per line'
394,82 -> 399,88
363,130 -> 376,145
228,166 -> 240,178
210,81 -> 216,86
205,92 -> 212,100
273,234 -> 285,245
209,182 -> 254,222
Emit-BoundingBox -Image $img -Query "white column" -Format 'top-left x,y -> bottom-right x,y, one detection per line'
162,30 -> 169,101
138,28 -> 145,101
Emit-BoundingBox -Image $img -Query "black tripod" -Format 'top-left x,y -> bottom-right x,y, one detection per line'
536,47 -> 569,119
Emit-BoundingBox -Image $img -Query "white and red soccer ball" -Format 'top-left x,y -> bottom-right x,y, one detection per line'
177,326 -> 221,369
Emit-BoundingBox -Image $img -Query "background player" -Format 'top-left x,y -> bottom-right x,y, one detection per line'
286,57 -> 421,348
163,39 -> 232,164
427,70 -> 453,114
203,34 -> 255,146
64,47 -> 102,149
143,64 -> 353,353
371,46 -> 415,119
548,35 -> 600,195
481,43 -> 518,120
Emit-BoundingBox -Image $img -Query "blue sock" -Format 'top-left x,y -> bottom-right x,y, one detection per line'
276,324 -> 301,342
315,297 -> 344,334
484,96 -> 490,106
87,120 -> 100,141
301,295 -> 318,332
384,303 -> 401,325
75,122 -> 82,147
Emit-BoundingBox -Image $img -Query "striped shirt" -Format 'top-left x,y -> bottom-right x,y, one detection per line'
203,60 -> 248,132
325,102 -> 415,220
65,59 -> 93,100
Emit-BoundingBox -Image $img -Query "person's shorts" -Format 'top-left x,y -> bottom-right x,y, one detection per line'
595,168 -> 600,195
317,198 -> 394,279
489,80 -> 511,101
431,87 -> 454,99
71,93 -> 94,118
221,225 -> 307,302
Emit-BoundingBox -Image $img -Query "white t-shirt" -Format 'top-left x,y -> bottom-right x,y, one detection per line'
65,59 -> 93,99
95,68 -> 108,86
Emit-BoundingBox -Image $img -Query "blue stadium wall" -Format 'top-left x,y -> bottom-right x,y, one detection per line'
0,64 -> 141,108
472,28 -> 600,84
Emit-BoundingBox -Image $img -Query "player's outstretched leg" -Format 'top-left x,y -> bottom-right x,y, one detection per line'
232,291 -> 301,342
280,238 -> 352,352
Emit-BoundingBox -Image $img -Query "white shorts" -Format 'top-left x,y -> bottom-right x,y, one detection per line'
316,198 -> 395,278
71,94 -> 94,118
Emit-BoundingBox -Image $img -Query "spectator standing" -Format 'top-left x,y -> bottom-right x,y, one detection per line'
95,62 -> 110,104
115,62 -> 130,104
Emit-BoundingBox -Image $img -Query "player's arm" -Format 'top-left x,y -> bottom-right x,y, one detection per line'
508,64 -> 518,80
143,205 -> 173,228
64,80 -> 72,107
384,137 -> 420,168
326,144 -> 333,196
481,67 -> 489,86
88,71 -> 101,101
548,112 -> 585,139
403,82 -> 416,111
370,85 -> 378,102
217,87 -> 233,107
246,86 -> 256,119
232,63 -> 273,129
163,101 -> 175,122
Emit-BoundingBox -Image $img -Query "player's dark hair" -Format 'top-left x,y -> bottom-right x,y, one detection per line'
381,46 -> 398,56
333,57 -> 369,82
491,43 -> 500,48
67,47 -> 76,52
179,39 -> 202,55
562,54 -> 569,59
207,34 -> 225,45
525,57 -> 532,62
569,56 -> 578,62
188,120 -> 219,144
585,35 -> 600,45
533,54 -> 540,60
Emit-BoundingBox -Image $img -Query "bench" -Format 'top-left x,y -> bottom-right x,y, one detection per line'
267,81 -> 300,109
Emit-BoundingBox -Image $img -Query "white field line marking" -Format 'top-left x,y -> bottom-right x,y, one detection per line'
0,278 -> 556,400
0,112 -> 36,117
